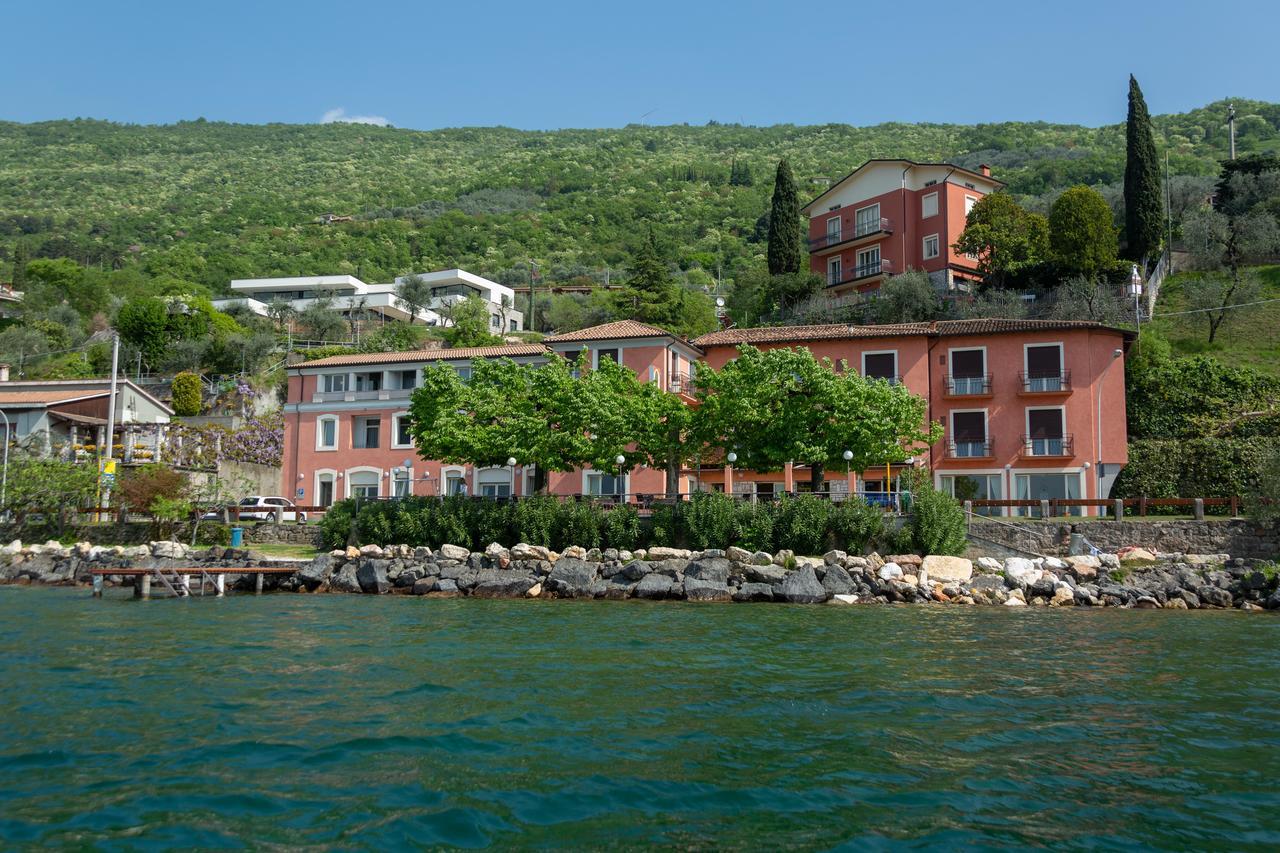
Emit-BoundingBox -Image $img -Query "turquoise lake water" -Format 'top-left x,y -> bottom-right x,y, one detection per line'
2,588 -> 1279,850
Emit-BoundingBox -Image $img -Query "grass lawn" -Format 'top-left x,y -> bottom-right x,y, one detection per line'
247,543 -> 319,560
1149,264 -> 1280,377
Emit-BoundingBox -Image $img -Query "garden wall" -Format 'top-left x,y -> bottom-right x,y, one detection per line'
966,519 -> 1280,560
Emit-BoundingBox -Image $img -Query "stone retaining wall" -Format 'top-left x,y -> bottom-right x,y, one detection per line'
245,524 -> 324,546
967,519 -> 1280,560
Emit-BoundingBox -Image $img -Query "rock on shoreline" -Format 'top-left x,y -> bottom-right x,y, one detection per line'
2,539 -> 1277,611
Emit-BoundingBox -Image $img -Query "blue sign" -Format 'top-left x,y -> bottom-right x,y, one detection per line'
296,487 -> 305,498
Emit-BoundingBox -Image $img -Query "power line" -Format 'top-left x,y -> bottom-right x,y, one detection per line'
1150,296 -> 1280,318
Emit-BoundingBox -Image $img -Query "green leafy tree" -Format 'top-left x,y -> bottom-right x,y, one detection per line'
870,270 -> 942,324
6,456 -> 99,535
1048,275 -> 1129,324
1124,75 -> 1164,265
171,372 -> 202,416
116,296 -> 169,367
767,159 -> 802,276
297,296 -> 350,342
441,295 -> 502,347
952,192 -> 1049,288
693,345 -> 941,492
1049,185 -> 1118,276
265,299 -> 296,333
10,240 -> 29,292
395,273 -> 434,325
23,258 -> 107,321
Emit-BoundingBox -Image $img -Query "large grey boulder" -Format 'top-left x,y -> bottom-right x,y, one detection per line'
471,570 -> 539,598
439,543 -> 470,561
613,560 -> 651,582
684,575 -> 731,602
1199,586 -> 1233,608
744,564 -> 788,585
634,573 -> 675,599
356,559 -> 391,594
394,566 -> 425,588
330,563 -> 362,593
821,564 -> 855,595
296,554 -> 335,589
733,582 -> 775,602
781,566 -> 829,604
545,558 -> 598,597
684,557 -> 731,585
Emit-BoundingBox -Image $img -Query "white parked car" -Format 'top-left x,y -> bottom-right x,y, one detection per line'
203,496 -> 307,523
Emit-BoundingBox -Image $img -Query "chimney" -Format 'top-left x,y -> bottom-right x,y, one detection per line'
979,164 -> 991,177
0,363 -> 9,382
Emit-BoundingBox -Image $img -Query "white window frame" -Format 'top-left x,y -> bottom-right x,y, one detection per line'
923,233 -> 940,260
322,373 -> 348,393
948,408 -> 990,458
477,466 -> 515,498
441,465 -> 468,496
854,202 -> 881,237
1011,468 -> 1088,517
391,467 -> 413,498
593,347 -> 622,369
314,468 -> 338,507
1023,341 -> 1065,390
825,214 -> 842,243
947,345 -> 987,395
861,349 -> 898,383
922,192 -> 939,219
583,469 -> 629,497
391,412 -> 414,449
856,245 -> 880,275
345,466 -> 382,499
936,469 -> 1005,513
315,415 -> 339,451
964,195 -> 979,216
827,255 -> 842,285
1024,405 -> 1068,456
352,415 -> 381,449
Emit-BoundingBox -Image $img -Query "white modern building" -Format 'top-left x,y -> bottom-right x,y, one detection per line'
212,269 -> 523,334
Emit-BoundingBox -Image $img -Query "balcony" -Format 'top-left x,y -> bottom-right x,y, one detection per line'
1020,434 -> 1074,457
947,439 -> 993,459
809,217 -> 893,252
866,374 -> 901,386
825,258 -> 893,290
944,374 -> 993,397
669,372 -> 692,394
1018,371 -> 1072,394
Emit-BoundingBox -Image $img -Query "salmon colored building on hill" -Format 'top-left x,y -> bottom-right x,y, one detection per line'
803,159 -> 1002,299
281,318 -> 1132,515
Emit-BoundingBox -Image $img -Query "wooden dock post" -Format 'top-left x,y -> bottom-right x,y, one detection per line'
215,574 -> 226,597
181,574 -> 192,595
255,572 -> 264,594
137,574 -> 151,599
92,575 -> 103,597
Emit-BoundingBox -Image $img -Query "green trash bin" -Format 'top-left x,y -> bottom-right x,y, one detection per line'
230,527 -> 244,548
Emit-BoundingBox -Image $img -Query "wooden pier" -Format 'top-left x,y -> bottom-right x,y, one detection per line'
89,565 -> 299,598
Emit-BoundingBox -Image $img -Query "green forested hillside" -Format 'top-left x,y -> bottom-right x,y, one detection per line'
1,99 -> 1277,292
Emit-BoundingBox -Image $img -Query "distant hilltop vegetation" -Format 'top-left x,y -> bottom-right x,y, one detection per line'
0,99 -> 1276,291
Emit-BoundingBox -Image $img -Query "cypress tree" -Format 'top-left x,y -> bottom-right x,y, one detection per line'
10,240 -> 28,291
767,158 -> 803,275
1124,75 -> 1164,265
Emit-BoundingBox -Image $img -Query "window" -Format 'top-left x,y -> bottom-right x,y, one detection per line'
1026,408 -> 1066,456
922,192 -> 939,218
478,468 -> 513,498
950,411 -> 988,457
1016,472 -> 1082,516
317,474 -> 335,507
596,348 -> 619,366
585,471 -> 623,497
445,472 -> 467,495
393,413 -> 413,447
941,474 -> 1002,504
1025,344 -> 1064,390
348,470 -> 379,499
354,372 -> 382,392
322,374 -> 348,393
393,369 -> 418,390
509,319 -> 517,332
490,314 -> 500,328
316,416 -> 338,450
856,246 -> 880,277
827,256 -> 842,285
862,351 -> 897,383
923,234 -> 940,260
964,195 -> 979,216
455,365 -> 472,382
353,416 -> 380,449
392,468 -> 412,498
855,203 -> 881,237
825,215 -> 841,244
948,348 -> 987,394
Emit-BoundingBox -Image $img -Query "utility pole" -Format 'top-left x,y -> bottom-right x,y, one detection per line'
1165,150 -> 1174,273
528,260 -> 538,331
1228,103 -> 1236,160
101,334 -> 120,515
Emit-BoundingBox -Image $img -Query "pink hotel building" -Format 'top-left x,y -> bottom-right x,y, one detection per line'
283,318 -> 1133,513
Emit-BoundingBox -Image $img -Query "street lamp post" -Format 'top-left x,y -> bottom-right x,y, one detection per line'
615,454 -> 626,503
1128,264 -> 1144,350
507,457 -> 517,499
726,451 -> 737,498
842,449 -> 853,502
0,408 -> 8,513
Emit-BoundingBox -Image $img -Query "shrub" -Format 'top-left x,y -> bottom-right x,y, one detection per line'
319,499 -> 356,549
514,495 -> 560,547
555,500 -> 603,549
467,498 -> 515,548
431,496 -> 471,548
733,500 -> 774,552
194,522 -> 231,547
1247,449 -> 1280,528
685,491 -> 736,550
602,504 -> 641,551
647,503 -> 681,548
905,484 -> 967,556
828,498 -> 884,554
171,371 -> 202,416
774,494 -> 830,555
118,464 -> 189,513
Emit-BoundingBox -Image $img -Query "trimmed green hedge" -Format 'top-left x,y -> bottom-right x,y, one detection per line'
318,491 -> 914,555
171,372 -> 202,417
1113,437 -> 1280,502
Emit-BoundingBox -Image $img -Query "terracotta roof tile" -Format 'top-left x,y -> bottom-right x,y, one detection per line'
544,320 -> 683,343
694,319 -> 1129,347
302,343 -> 549,368
0,389 -> 108,405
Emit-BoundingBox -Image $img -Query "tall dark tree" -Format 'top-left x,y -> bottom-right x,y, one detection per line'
10,240 -> 28,291
1124,75 -> 1164,266
767,159 -> 802,275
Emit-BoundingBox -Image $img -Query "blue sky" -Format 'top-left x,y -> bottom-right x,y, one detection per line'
4,0 -> 1274,129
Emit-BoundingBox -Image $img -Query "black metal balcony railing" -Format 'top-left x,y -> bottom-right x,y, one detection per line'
947,439 -> 992,458
1021,434 -> 1074,457
669,372 -> 692,394
808,217 -> 892,250
1018,370 -> 1072,393
826,258 -> 893,288
946,374 -> 992,395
